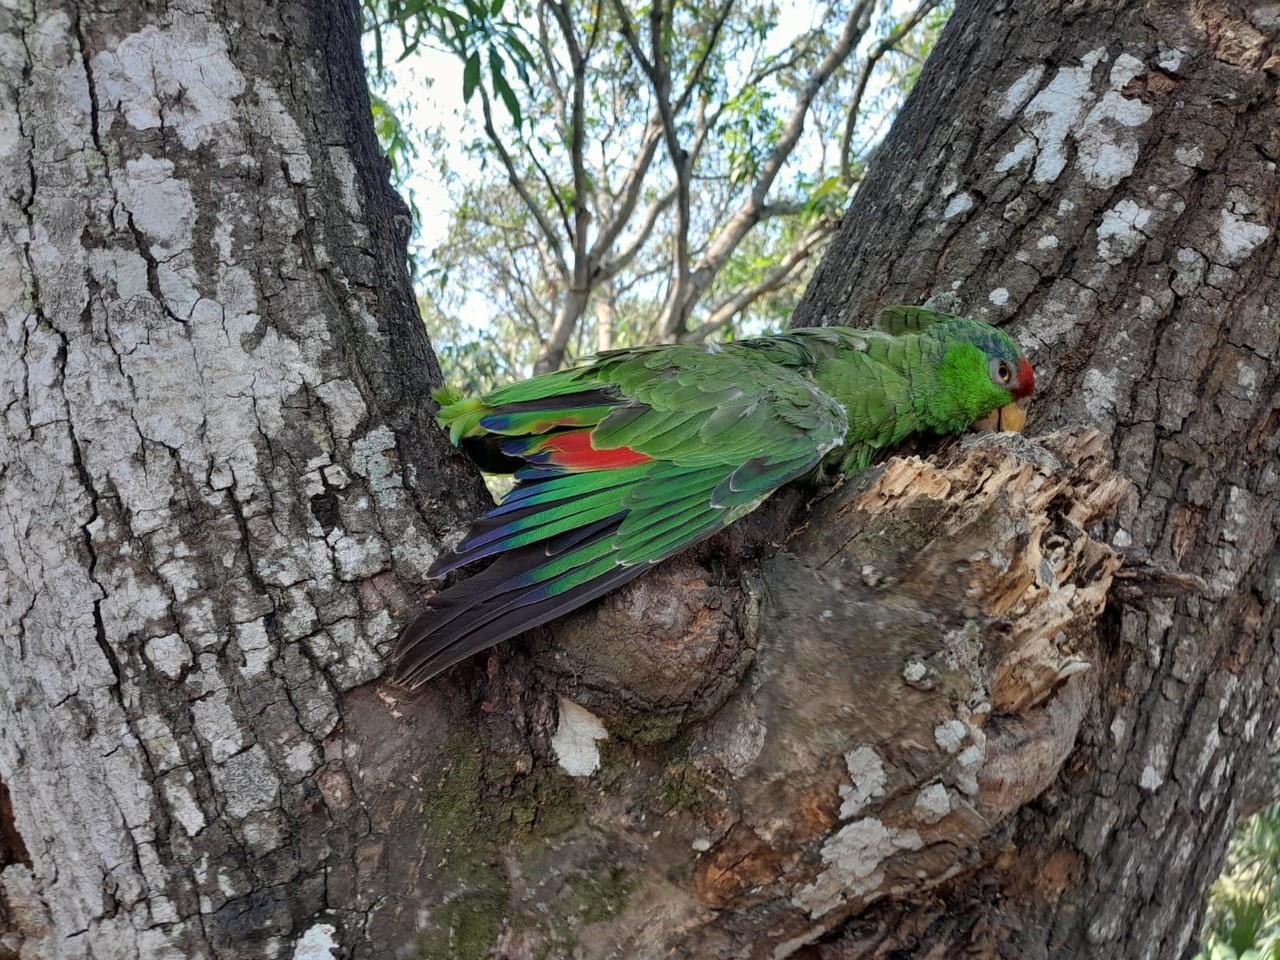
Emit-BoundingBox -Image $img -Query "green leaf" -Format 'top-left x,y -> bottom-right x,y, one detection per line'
489,0 -> 504,14
506,34 -> 532,84
462,51 -> 481,103
505,33 -> 534,66
489,52 -> 521,127
438,8 -> 470,35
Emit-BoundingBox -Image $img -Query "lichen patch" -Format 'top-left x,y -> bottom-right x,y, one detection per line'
292,923 -> 339,960
551,698 -> 609,777
839,746 -> 887,818
793,817 -> 923,917
93,21 -> 245,149
1096,199 -> 1152,264
1009,48 -> 1106,183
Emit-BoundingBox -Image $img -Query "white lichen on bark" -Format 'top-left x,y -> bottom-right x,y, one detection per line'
0,4 -> 458,956
551,698 -> 609,777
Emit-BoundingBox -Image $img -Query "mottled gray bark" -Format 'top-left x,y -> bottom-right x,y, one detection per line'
791,1 -> 1280,957
0,1 -> 490,957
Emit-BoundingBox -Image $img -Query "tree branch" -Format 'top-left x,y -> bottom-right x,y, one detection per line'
478,89 -> 570,278
597,186 -> 677,280
682,220 -> 833,341
536,6 -> 570,137
528,146 -> 574,245
840,0 -> 942,185
535,287 -> 591,372
672,0 -> 736,115
587,116 -> 665,263
756,198 -> 809,219
667,0 -> 878,336
611,0 -> 694,342
546,0 -> 596,281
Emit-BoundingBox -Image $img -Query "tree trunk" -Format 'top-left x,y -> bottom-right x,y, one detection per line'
535,289 -> 589,373
0,1 -> 492,957
594,281 -> 617,354
790,1 -> 1280,956
2,3 -> 1276,960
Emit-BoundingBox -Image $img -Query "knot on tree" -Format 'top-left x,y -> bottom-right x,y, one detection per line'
527,428 -> 1128,951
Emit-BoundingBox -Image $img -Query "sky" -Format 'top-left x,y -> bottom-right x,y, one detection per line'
366,0 -> 919,322
373,43 -> 466,254
371,0 -> 829,251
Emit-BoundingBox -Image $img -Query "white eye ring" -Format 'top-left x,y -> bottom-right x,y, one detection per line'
990,358 -> 1014,386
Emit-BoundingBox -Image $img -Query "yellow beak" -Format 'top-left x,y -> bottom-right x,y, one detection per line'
974,401 -> 1028,433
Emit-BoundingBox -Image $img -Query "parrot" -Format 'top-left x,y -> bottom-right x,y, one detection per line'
391,306 -> 1034,688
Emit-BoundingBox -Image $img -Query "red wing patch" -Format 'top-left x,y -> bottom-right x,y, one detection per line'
509,429 -> 654,471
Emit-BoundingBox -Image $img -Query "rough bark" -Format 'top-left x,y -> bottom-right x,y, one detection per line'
790,2 -> 1280,957
0,1 -> 491,957
2,2 -> 1276,960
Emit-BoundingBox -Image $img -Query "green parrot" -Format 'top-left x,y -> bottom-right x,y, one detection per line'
392,307 -> 1034,687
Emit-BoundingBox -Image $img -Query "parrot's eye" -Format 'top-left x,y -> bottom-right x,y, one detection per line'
991,359 -> 1015,386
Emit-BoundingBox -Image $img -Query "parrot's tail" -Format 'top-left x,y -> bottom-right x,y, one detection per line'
433,387 -> 493,445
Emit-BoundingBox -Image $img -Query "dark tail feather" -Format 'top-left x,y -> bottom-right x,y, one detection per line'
392,516 -> 627,687
460,436 -> 525,474
393,563 -> 646,688
427,509 -> 621,578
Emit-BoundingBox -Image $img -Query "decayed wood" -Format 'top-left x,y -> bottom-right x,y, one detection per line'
791,1 -> 1280,956
559,429 -> 1127,957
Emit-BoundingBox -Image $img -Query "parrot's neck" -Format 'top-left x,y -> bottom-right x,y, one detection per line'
811,335 -> 957,474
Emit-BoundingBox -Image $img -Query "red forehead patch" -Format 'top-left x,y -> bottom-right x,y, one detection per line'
1014,357 -> 1036,399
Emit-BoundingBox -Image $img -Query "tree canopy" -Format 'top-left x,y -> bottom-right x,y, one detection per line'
363,0 -> 949,385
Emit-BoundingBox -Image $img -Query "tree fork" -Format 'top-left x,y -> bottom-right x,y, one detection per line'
2,1 -> 1277,960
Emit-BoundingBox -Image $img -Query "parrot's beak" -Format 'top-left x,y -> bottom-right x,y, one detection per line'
974,401 -> 1028,433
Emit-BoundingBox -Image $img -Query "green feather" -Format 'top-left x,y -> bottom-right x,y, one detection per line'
875,304 -> 947,335
396,308 -> 1035,687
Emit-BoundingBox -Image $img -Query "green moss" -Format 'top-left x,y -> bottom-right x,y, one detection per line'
421,743 -> 634,957
564,865 -> 633,925
594,735 -> 633,782
656,762 -> 712,812
481,749 -> 529,788
427,736 -> 493,871
417,880 -> 507,960
607,712 -> 683,745
421,736 -> 510,959
501,766 -> 585,847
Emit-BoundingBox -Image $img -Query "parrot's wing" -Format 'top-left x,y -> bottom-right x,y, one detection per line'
874,305 -> 953,336
392,346 -> 847,687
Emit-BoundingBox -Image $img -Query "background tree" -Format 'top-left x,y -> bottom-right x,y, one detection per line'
2,3 -> 1277,960
1197,803 -> 1280,960
389,0 -> 947,376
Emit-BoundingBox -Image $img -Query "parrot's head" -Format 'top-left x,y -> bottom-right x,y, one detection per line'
928,317 -> 1035,433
